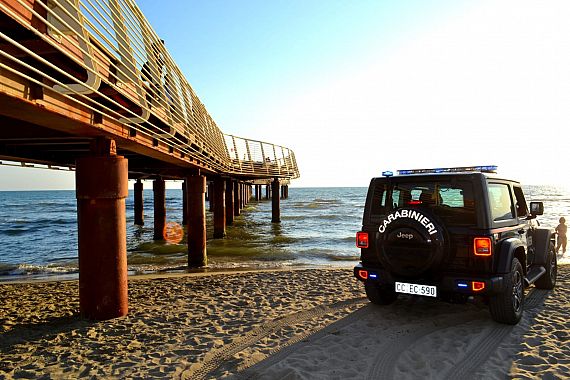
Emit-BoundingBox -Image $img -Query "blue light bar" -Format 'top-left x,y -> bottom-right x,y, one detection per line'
369,273 -> 378,279
382,171 -> 394,177
397,165 -> 498,175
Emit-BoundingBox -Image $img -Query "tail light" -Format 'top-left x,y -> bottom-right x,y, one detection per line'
356,232 -> 369,248
357,270 -> 369,280
471,281 -> 486,292
474,237 -> 492,257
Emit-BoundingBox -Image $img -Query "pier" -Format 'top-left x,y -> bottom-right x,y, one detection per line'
0,0 -> 299,319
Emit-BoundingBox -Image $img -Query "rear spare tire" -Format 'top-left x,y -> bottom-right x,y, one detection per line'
376,208 -> 446,277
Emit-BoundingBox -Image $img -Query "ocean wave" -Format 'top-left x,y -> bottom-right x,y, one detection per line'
313,198 -> 342,204
127,253 -> 186,265
297,248 -> 360,262
130,242 -> 187,255
0,263 -> 78,277
270,235 -> 299,245
1,227 -> 33,236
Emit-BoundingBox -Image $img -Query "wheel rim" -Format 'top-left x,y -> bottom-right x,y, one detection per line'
512,270 -> 523,312
550,252 -> 557,281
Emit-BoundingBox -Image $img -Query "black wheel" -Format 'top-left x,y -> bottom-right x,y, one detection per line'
489,258 -> 524,325
535,243 -> 557,289
365,283 -> 398,305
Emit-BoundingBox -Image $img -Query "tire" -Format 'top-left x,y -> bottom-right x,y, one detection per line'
365,283 -> 398,305
535,243 -> 557,289
377,208 -> 446,277
489,258 -> 525,325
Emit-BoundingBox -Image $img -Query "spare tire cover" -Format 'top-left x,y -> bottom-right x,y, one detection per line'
376,208 -> 445,277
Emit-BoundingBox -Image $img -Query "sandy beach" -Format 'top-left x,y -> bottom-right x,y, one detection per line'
1,266 -> 569,379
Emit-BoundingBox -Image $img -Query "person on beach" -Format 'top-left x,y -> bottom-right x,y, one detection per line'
555,217 -> 567,254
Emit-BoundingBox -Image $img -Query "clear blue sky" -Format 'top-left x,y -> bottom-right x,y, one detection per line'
2,0 -> 570,189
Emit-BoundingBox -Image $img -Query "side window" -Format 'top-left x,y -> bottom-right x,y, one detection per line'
370,183 -> 387,215
488,183 -> 514,221
513,186 -> 528,218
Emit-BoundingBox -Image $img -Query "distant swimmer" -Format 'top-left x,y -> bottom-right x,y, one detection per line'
555,217 -> 567,254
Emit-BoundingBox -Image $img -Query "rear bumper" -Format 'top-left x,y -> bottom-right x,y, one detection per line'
354,263 -> 505,295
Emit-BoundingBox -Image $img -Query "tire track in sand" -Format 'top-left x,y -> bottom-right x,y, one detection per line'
236,303 -> 374,379
366,312 -> 481,380
444,287 -> 549,380
369,287 -> 550,380
183,297 -> 366,380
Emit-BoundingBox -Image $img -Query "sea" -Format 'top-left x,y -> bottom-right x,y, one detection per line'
1,186 -> 569,282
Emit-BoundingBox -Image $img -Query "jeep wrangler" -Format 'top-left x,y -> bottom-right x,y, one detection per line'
354,166 -> 557,325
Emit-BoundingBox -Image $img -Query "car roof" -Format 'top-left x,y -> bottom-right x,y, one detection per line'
372,172 -> 521,184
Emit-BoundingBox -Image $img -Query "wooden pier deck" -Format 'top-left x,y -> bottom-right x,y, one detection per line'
0,0 -> 299,319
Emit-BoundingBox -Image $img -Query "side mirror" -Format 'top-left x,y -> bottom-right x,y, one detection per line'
530,201 -> 544,216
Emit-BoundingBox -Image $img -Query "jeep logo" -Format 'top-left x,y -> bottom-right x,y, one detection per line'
397,232 -> 414,240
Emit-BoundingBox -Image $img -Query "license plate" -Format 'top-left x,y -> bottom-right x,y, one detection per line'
395,282 -> 437,298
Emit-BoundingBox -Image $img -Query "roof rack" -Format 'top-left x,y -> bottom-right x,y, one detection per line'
391,165 -> 498,176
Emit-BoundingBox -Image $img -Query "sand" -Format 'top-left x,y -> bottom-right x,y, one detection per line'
0,266 -> 569,379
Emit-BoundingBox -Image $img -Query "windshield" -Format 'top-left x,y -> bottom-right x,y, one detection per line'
370,180 -> 477,226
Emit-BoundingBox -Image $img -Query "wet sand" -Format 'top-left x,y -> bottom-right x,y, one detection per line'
1,266 -> 569,379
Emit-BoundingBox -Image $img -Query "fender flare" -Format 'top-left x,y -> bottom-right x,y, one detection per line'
496,238 -> 525,274
533,227 -> 555,266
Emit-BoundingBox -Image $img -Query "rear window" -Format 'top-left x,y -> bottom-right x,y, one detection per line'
370,180 -> 476,226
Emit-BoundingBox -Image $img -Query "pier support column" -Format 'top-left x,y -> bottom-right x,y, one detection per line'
208,182 -> 214,212
213,177 -> 226,238
265,185 -> 270,200
182,180 -> 187,225
272,178 -> 280,223
186,175 -> 207,267
153,178 -> 166,241
134,179 -> 144,226
225,178 -> 234,225
233,181 -> 240,217
76,138 -> 128,320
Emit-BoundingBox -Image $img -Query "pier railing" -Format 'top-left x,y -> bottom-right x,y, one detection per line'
0,0 -> 299,179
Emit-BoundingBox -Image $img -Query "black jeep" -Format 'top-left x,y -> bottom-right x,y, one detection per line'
354,166 -> 557,324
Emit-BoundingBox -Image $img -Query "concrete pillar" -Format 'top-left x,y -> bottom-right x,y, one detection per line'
272,178 -> 280,223
285,185 -> 289,199
213,177 -> 226,238
265,184 -> 270,200
225,178 -> 234,225
234,180 -> 240,216
186,175 -> 207,267
76,139 -> 128,320
153,178 -> 166,241
182,180 -> 187,225
134,178 -> 144,225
